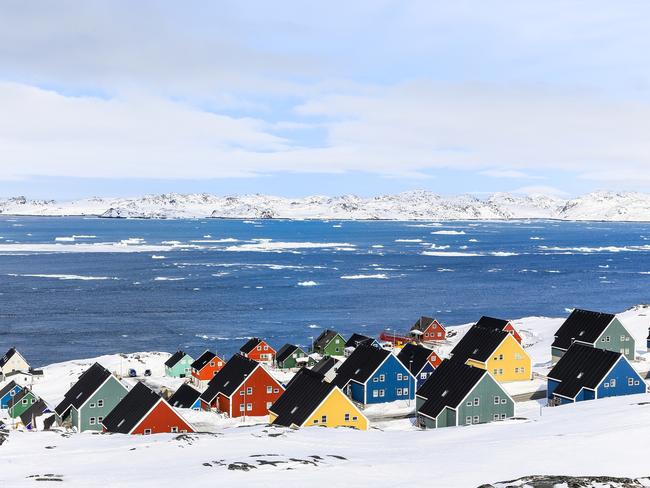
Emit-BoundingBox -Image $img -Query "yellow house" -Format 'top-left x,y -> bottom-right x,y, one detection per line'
269,369 -> 368,430
450,325 -> 532,382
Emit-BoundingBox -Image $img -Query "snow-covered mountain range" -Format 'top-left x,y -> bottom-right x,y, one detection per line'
1,191 -> 650,221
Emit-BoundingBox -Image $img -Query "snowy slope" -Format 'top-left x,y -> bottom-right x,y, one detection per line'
4,190 -> 650,221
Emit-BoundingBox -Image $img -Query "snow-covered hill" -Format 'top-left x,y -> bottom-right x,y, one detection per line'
4,190 -> 650,221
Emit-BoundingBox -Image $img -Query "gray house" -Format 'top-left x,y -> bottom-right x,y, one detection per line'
551,309 -> 635,364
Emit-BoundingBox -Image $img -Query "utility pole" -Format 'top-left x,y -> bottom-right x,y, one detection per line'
408,360 -> 413,407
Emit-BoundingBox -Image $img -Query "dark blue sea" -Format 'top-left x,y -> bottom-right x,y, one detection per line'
1,216 -> 650,367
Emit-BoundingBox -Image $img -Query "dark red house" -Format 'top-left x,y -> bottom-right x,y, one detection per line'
475,316 -> 523,344
410,316 -> 447,342
240,338 -> 276,364
199,354 -> 284,417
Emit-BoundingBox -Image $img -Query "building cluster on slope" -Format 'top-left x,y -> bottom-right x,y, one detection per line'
0,308 -> 647,435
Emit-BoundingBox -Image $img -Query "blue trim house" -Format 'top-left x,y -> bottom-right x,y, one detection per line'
547,343 -> 646,405
0,381 -> 23,409
397,343 -> 440,390
333,345 -> 415,405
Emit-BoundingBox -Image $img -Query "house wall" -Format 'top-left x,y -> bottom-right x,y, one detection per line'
304,389 -> 368,430
0,385 -> 23,409
348,381 -> 366,404
323,335 -> 345,356
364,356 -> 415,404
229,367 -> 284,417
278,348 -> 307,369
457,375 -> 514,425
1,353 -> 29,375
9,392 -> 37,418
166,356 -> 193,378
421,322 -> 446,342
596,357 -> 646,399
547,379 -> 561,399
596,319 -> 636,361
131,401 -> 194,434
484,335 -> 532,382
246,342 -> 276,363
77,376 -> 128,432
415,363 -> 436,390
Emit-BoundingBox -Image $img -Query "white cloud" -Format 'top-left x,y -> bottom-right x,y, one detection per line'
480,169 -> 542,179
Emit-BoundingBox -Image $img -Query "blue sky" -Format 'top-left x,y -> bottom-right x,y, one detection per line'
1,1 -> 650,199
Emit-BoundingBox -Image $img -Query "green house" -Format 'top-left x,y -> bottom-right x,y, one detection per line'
164,350 -> 194,378
276,344 -> 313,369
54,363 -> 128,432
313,330 -> 346,357
416,360 -> 514,429
8,389 -> 38,419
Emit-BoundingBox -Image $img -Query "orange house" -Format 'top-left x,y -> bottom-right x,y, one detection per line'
240,338 -> 276,364
410,316 -> 447,342
191,350 -> 225,388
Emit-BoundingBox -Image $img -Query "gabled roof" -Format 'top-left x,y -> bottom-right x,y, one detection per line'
345,333 -> 375,349
269,368 -> 335,427
19,398 -> 50,426
0,347 -> 24,368
240,338 -> 265,354
276,344 -> 300,363
314,330 -> 342,350
449,326 -> 509,363
10,388 -> 34,406
200,354 -> 259,403
417,359 -> 487,419
333,344 -> 391,388
191,350 -> 217,371
0,380 -> 20,398
102,382 -> 161,434
397,343 -> 434,374
165,350 -> 190,368
168,383 -> 201,409
475,316 -> 510,331
552,309 -> 616,350
311,356 -> 339,375
548,343 -> 622,399
410,316 -> 439,333
54,363 -> 112,416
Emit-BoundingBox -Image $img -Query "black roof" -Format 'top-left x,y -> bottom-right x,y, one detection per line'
240,338 -> 265,354
165,350 -> 189,368
417,359 -> 487,419
168,383 -> 201,409
276,344 -> 299,363
475,316 -> 510,331
344,333 -> 375,349
269,368 -> 335,427
548,343 -> 622,399
552,309 -> 616,350
102,382 -> 161,434
333,344 -> 390,388
10,388 -> 33,405
0,380 -> 20,398
200,354 -> 259,403
449,326 -> 509,363
397,343 -> 434,374
314,330 -> 341,350
19,398 -> 50,426
54,363 -> 112,416
191,350 -> 217,371
0,347 -> 21,368
311,356 -> 339,375
411,316 -> 437,332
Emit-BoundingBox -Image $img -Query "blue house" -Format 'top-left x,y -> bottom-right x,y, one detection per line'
168,383 -> 202,411
333,344 -> 415,405
547,343 -> 646,405
397,343 -> 440,390
0,380 -> 23,409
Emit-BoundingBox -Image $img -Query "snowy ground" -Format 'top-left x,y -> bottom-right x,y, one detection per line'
2,305 -> 650,486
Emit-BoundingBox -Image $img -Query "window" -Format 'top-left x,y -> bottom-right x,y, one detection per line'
397,373 -> 403,381
335,339 -> 340,344
257,345 -> 261,351
239,390 -> 244,396
89,402 -> 96,408
266,386 -> 272,394
171,427 -> 178,433
22,399 -> 28,405
501,413 -> 506,420
210,362 -> 215,367
313,419 -> 318,424
379,389 -> 385,398
493,413 -> 500,421
344,413 -> 350,421
635,380 -> 640,386
628,378 -> 634,386
420,373 -> 427,380
499,368 -> 503,375
144,429 -> 152,435
247,403 -> 253,411
89,417 -> 96,425
465,416 -> 472,425
247,387 -> 253,395
472,416 -> 479,424
263,345 -> 268,350
403,388 -> 409,396
515,353 -> 522,360
273,388 -> 279,393
373,377 -> 378,383
621,335 -> 626,341
97,399 -> 104,408
321,415 -> 327,423
604,382 -> 609,388
494,396 -> 500,405
625,348 -> 630,355
498,354 -> 504,360
501,399 -> 507,404
352,416 -> 358,421
466,400 -> 472,407
266,402 -> 272,408
396,388 -> 403,396
379,374 -> 385,382
514,368 -> 519,374
9,391 -> 15,396
240,404 -> 245,412
493,369 -> 498,375
610,379 -> 616,387
473,398 -> 479,406
98,417 -> 103,423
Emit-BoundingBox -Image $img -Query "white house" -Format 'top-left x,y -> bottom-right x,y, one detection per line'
0,348 -> 30,378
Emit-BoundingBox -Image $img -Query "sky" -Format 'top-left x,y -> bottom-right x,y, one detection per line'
1,1 -> 650,199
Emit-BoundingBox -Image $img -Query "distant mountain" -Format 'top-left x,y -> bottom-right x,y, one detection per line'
1,191 -> 650,221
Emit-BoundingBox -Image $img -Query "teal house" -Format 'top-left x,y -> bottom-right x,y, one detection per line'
165,350 -> 194,378
55,363 -> 128,432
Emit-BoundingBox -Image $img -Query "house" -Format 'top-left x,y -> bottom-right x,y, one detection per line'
275,344 -> 312,369
344,334 -> 380,357
102,382 -> 194,435
55,362 -> 128,432
547,343 -> 646,405
312,330 -> 346,356
8,388 -> 38,418
449,326 -> 532,382
240,338 -> 276,364
0,347 -> 30,377
0,380 -> 23,409
190,350 -> 225,389
333,344 -> 416,405
551,309 -> 635,363
475,316 -> 522,344
269,368 -> 368,430
397,343 -> 442,389
168,383 -> 202,410
4,369 -> 44,386
18,399 -> 52,430
199,354 -> 285,417
410,316 -> 447,342
164,350 -> 194,378
311,356 -> 342,382
415,359 -> 514,429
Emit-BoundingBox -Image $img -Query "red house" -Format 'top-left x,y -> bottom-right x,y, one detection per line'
475,316 -> 523,344
199,354 -> 284,417
102,382 -> 194,435
191,350 -> 225,388
240,338 -> 276,364
410,316 -> 447,343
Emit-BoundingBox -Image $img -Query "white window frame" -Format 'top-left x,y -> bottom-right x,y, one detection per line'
89,417 -> 96,425
97,399 -> 104,408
